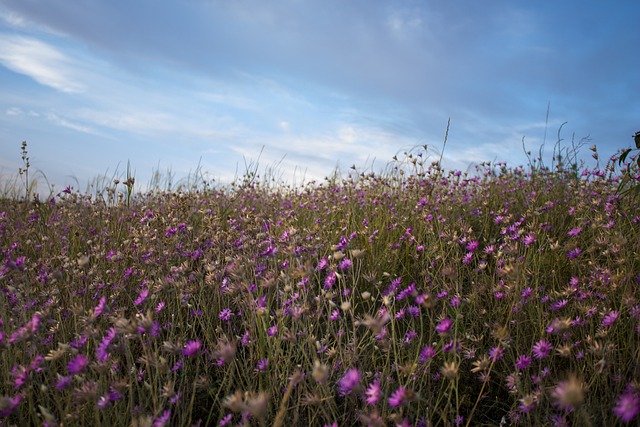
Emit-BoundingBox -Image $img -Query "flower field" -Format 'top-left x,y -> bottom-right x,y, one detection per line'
1,145 -> 639,426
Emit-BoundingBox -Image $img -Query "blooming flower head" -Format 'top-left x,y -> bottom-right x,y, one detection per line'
613,389 -> 640,423
567,227 -> 582,237
134,288 -> 149,306
388,386 -> 407,407
515,354 -> 531,370
182,340 -> 201,357
602,310 -> 619,328
364,378 -> 381,405
255,358 -> 268,373
219,308 -> 234,322
338,368 -> 361,396
435,318 -> 453,335
338,258 -> 352,270
523,233 -> 536,246
96,327 -> 117,362
316,257 -> 329,271
551,375 -> 585,412
153,409 -> 171,427
466,240 -> 479,252
489,346 -> 505,362
419,345 -> 435,364
93,296 -> 107,318
567,247 -> 582,259
324,271 -> 337,289
67,354 -> 89,375
532,339 -> 553,359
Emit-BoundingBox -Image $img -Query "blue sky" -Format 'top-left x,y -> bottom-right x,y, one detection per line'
1,1 -> 639,194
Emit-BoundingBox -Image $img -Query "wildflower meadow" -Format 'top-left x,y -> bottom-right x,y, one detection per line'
1,136 -> 639,426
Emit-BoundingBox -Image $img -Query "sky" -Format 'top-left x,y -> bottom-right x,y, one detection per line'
1,0 -> 639,195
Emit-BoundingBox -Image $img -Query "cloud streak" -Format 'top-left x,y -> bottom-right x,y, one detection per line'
0,34 -> 85,92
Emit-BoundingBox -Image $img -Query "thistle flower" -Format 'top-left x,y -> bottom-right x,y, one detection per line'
338,368 -> 361,396
489,346 -> 505,362
219,308 -> 233,321
523,233 -> 536,246
134,288 -> 149,306
255,358 -> 268,373
435,317 -> 453,335
515,354 -> 531,370
440,361 -> 459,380
471,354 -> 491,374
518,393 -> 538,413
67,354 -> 89,375
338,257 -> 352,270
567,247 -> 582,259
388,386 -> 407,407
153,409 -> 171,427
182,340 -> 201,357
551,374 -> 585,412
364,378 -> 381,405
613,389 -> 640,423
312,360 -> 329,384
602,310 -> 619,328
55,374 -> 72,391
532,339 -> 553,359
93,296 -> 108,318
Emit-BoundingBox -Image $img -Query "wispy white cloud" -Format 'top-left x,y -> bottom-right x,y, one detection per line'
0,34 -> 85,92
45,112 -> 98,135
5,106 -> 22,115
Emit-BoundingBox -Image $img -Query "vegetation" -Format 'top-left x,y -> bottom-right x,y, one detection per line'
0,137 -> 639,426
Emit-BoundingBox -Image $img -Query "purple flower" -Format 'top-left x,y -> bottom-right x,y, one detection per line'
550,299 -> 568,311
567,227 -> 582,236
330,309 -> 341,321
388,386 -> 407,407
267,325 -> 278,337
364,378 -> 381,405
96,327 -> 117,361
324,271 -> 337,289
219,308 -> 233,321
466,240 -> 479,252
489,346 -> 504,362
134,288 -> 149,306
338,368 -> 361,396
0,394 -> 21,417
404,330 -> 418,344
153,409 -> 171,427
532,339 -> 553,359
255,358 -> 268,372
219,414 -> 233,426
602,310 -> 619,328
515,354 -> 531,370
338,258 -> 352,270
435,318 -> 453,335
55,374 -> 72,391
182,340 -> 201,356
67,354 -> 89,375
93,296 -> 107,317
462,252 -> 473,264
613,390 -> 640,423
316,257 -> 329,271
419,345 -> 435,364
523,234 -> 536,246
567,247 -> 582,259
